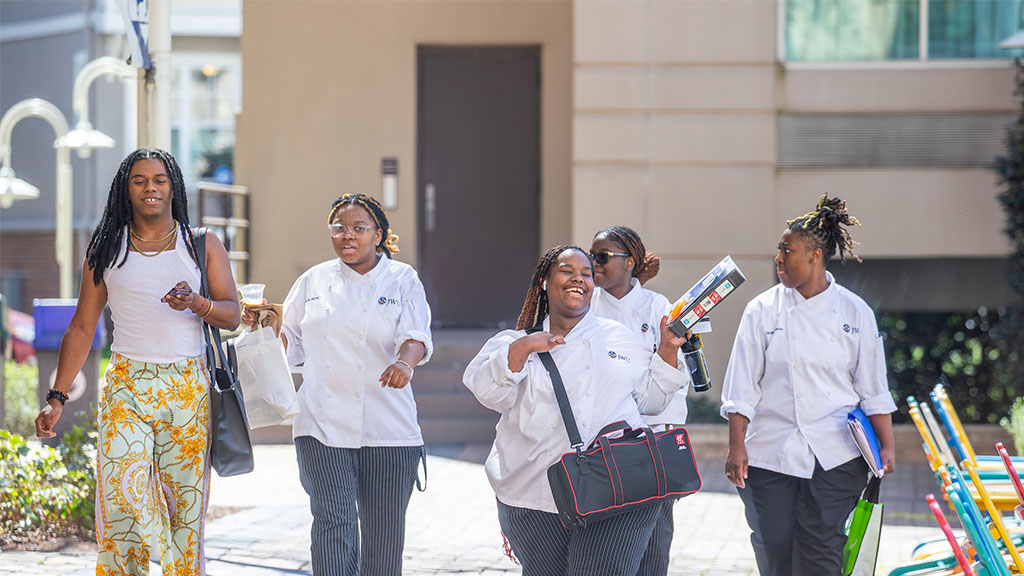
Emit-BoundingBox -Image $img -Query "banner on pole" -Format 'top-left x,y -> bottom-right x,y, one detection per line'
121,0 -> 151,69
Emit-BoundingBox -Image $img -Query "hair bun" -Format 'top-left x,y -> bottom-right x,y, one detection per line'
637,252 -> 660,285
384,229 -> 400,254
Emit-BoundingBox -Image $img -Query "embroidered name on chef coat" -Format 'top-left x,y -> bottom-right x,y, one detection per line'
377,296 -> 401,307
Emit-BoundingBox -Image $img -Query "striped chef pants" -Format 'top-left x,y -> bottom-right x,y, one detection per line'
497,499 -> 659,576
294,436 -> 422,576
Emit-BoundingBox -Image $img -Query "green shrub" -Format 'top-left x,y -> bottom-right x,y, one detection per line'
2,361 -> 38,438
881,308 -> 1014,424
0,414 -> 97,538
1002,397 -> 1024,457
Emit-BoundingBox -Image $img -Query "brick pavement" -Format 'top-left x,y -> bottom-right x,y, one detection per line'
0,444 -> 949,575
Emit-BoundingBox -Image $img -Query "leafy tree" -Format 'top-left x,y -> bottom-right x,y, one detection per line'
992,59 -> 1024,398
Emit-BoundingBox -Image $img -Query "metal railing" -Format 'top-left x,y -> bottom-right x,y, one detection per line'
197,182 -> 250,284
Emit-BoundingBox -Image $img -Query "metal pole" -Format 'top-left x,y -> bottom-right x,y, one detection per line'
138,0 -> 171,150
0,99 -> 72,298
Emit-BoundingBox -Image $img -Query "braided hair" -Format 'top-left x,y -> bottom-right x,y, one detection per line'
594,226 -> 661,285
786,194 -> 862,265
327,194 -> 399,257
515,245 -> 589,330
85,148 -> 196,285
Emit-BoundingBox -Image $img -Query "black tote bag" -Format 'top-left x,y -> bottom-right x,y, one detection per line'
196,228 -> 254,477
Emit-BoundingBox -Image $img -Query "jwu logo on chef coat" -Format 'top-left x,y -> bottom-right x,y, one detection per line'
607,350 -> 631,364
842,323 -> 859,335
377,296 -> 401,307
640,323 -> 650,333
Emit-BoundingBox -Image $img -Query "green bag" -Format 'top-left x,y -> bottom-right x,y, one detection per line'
843,476 -> 883,576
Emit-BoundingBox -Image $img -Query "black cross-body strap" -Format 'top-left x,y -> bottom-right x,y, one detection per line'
527,326 -> 583,452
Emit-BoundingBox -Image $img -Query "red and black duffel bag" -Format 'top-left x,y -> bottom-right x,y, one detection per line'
536,348 -> 702,529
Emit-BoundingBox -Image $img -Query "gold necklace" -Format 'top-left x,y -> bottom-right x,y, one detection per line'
129,233 -> 176,257
130,220 -> 178,243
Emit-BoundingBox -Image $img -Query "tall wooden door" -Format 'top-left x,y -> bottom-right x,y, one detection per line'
417,46 -> 541,328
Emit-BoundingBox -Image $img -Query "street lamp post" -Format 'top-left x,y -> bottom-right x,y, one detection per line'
0,57 -> 136,299
56,57 -> 136,157
0,99 -> 73,298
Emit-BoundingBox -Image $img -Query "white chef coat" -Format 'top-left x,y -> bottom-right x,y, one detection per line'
720,272 -> 896,478
281,256 -> 433,449
463,310 -> 688,513
591,278 -> 690,426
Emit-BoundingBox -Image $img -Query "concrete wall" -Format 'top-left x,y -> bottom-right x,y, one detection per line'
571,0 -> 1018,388
572,0 -> 779,384
237,0 -> 573,303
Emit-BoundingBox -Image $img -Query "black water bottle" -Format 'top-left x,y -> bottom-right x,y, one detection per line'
681,333 -> 712,392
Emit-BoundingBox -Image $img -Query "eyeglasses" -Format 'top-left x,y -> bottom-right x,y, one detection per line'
328,223 -> 377,238
589,250 -> 630,265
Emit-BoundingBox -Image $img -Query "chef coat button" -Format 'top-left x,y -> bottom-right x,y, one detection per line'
550,424 -> 558,431
585,391 -> 592,397
357,362 -> 365,370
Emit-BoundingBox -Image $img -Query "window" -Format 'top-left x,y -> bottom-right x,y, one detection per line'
169,54 -> 241,188
784,0 -> 1024,62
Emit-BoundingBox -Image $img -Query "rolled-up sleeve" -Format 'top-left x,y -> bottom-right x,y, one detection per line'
720,301 -> 765,422
281,274 -> 307,367
395,271 -> 434,364
463,331 -> 528,414
853,307 -> 897,416
637,352 -> 688,415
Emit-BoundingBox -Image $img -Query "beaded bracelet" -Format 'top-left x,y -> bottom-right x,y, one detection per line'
46,388 -> 69,405
395,359 -> 414,377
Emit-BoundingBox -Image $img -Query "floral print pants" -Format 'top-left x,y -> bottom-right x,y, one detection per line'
95,352 -> 210,576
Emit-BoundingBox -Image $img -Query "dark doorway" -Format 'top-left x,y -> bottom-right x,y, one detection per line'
417,46 -> 541,328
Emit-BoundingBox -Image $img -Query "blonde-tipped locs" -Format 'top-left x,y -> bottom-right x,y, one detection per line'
515,245 -> 589,330
786,193 -> 862,264
328,193 -> 400,256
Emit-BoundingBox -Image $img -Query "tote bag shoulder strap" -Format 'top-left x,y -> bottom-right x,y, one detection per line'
527,326 -> 583,452
193,227 -> 231,388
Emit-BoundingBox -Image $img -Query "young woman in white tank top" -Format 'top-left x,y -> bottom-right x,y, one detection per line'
35,148 -> 239,576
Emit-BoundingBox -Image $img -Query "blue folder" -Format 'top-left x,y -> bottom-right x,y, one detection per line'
848,408 -> 883,477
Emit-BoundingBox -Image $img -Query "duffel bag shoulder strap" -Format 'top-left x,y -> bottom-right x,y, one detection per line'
527,326 -> 584,453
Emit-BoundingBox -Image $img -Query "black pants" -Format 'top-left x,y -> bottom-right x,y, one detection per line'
497,499 -> 659,576
744,458 -> 868,576
736,483 -> 769,575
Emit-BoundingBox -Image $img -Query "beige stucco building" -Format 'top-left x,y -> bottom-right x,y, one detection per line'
237,0 -> 1018,390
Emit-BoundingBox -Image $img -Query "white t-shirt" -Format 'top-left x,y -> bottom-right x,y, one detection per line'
591,278 -> 690,426
281,256 -> 433,448
104,227 -> 204,363
720,272 -> 896,478
463,310 -> 688,513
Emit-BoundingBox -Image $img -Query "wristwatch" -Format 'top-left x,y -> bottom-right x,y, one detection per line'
46,388 -> 69,405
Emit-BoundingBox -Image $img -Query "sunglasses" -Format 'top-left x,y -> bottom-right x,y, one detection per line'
589,250 -> 630,265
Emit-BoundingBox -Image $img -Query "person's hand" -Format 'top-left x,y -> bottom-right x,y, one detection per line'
524,331 -> 565,354
380,361 -> 413,389
35,401 -> 62,439
161,281 -> 197,312
656,316 -> 689,366
879,445 -> 896,476
725,441 -> 749,489
241,304 -> 259,330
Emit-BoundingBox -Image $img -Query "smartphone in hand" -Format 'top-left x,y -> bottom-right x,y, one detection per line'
164,281 -> 192,299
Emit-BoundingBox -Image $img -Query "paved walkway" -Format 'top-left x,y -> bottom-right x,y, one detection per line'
2,444 -> 949,575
